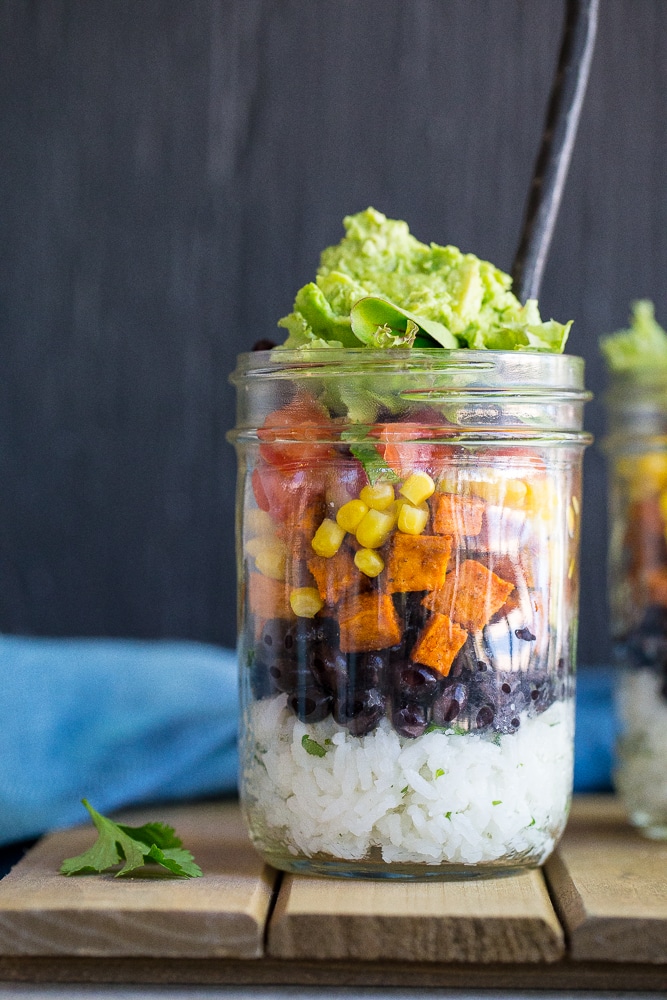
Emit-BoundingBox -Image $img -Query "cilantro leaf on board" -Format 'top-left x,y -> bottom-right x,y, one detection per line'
59,800 -> 202,878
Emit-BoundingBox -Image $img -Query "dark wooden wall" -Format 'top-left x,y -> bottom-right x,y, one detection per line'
1,0 -> 666,664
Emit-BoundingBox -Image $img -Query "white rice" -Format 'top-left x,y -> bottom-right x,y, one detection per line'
242,695 -> 574,867
615,669 -> 667,829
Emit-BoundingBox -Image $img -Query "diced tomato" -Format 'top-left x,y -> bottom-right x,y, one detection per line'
251,467 -> 271,511
373,422 -> 446,477
258,392 -> 337,467
325,462 -> 368,507
252,461 -> 325,521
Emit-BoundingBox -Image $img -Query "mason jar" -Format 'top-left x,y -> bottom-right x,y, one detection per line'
228,349 -> 591,877
605,374 -> 667,839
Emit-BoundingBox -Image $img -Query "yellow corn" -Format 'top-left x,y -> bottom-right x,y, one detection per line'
437,474 -> 465,495
660,490 -> 667,524
354,547 -> 385,577
311,518 -> 346,558
290,587 -> 324,618
468,477 -> 528,508
620,452 -> 667,490
523,477 -> 559,520
254,541 -> 287,580
336,498 -> 369,532
245,535 -> 276,559
359,482 -> 395,511
399,471 -> 435,506
355,508 -> 395,548
245,508 -> 275,536
567,499 -> 578,538
397,502 -> 429,535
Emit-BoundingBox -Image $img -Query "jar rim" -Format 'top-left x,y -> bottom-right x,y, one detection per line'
231,348 -> 590,397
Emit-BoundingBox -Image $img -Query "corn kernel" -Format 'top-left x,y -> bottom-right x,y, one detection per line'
336,498 -> 369,532
290,587 -> 324,618
619,453 -> 667,500
359,482 -> 395,511
437,475 -> 463,494
245,537 -> 266,558
567,500 -> 577,538
468,478 -> 528,508
311,518 -> 346,557
397,502 -> 429,535
355,508 -> 395,548
254,542 -> 287,580
354,547 -> 385,577
399,471 -> 435,506
524,477 -> 558,520
245,508 -> 275,536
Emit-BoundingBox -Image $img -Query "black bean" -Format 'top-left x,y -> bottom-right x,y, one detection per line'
432,683 -> 468,725
392,703 -> 427,739
476,705 -> 495,729
287,686 -> 332,723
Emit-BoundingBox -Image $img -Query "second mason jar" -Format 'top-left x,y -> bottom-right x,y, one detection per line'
229,348 -> 591,877
605,373 -> 667,839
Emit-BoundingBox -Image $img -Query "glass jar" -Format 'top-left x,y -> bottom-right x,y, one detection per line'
605,374 -> 667,839
228,349 -> 591,878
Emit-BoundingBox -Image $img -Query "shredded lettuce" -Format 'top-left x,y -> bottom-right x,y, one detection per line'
600,300 -> 667,374
276,208 -> 571,354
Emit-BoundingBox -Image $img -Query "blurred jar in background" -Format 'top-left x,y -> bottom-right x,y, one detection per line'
602,301 -> 667,839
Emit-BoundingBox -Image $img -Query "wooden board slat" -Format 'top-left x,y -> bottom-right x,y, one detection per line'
546,796 -> 667,964
0,802 -> 275,959
2,955 -> 667,991
268,867 -> 564,964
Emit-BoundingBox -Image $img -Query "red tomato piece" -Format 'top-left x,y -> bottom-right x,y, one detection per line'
258,392 -> 336,467
373,422 -> 443,477
252,462 -> 324,521
251,467 -> 271,512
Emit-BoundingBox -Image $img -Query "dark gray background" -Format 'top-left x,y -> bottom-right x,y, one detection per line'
1,0 -> 665,664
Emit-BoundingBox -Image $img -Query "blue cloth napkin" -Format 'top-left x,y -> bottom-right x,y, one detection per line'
573,665 -> 616,793
0,635 -> 615,846
0,635 -> 239,845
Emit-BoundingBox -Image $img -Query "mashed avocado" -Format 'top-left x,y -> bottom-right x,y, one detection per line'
600,300 -> 667,374
277,208 -> 571,353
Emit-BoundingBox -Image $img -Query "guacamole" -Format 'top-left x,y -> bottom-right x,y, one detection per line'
277,208 -> 572,353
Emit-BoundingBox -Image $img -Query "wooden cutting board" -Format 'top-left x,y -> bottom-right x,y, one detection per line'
0,796 -> 666,989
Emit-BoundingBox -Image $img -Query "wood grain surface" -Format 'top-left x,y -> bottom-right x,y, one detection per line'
1,955 -> 666,991
2,797 -> 667,988
545,796 -> 667,964
268,868 -> 564,964
0,802 -> 275,959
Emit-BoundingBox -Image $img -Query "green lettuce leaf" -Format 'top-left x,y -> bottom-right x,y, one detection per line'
350,296 -> 458,348
600,300 -> 667,373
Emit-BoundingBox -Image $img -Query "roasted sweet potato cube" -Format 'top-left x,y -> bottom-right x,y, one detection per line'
307,546 -> 362,605
411,613 -> 468,677
431,493 -> 485,537
277,500 -> 327,560
337,592 -> 401,653
422,559 -> 515,631
646,567 -> 667,607
385,533 -> 452,594
471,551 -> 533,617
